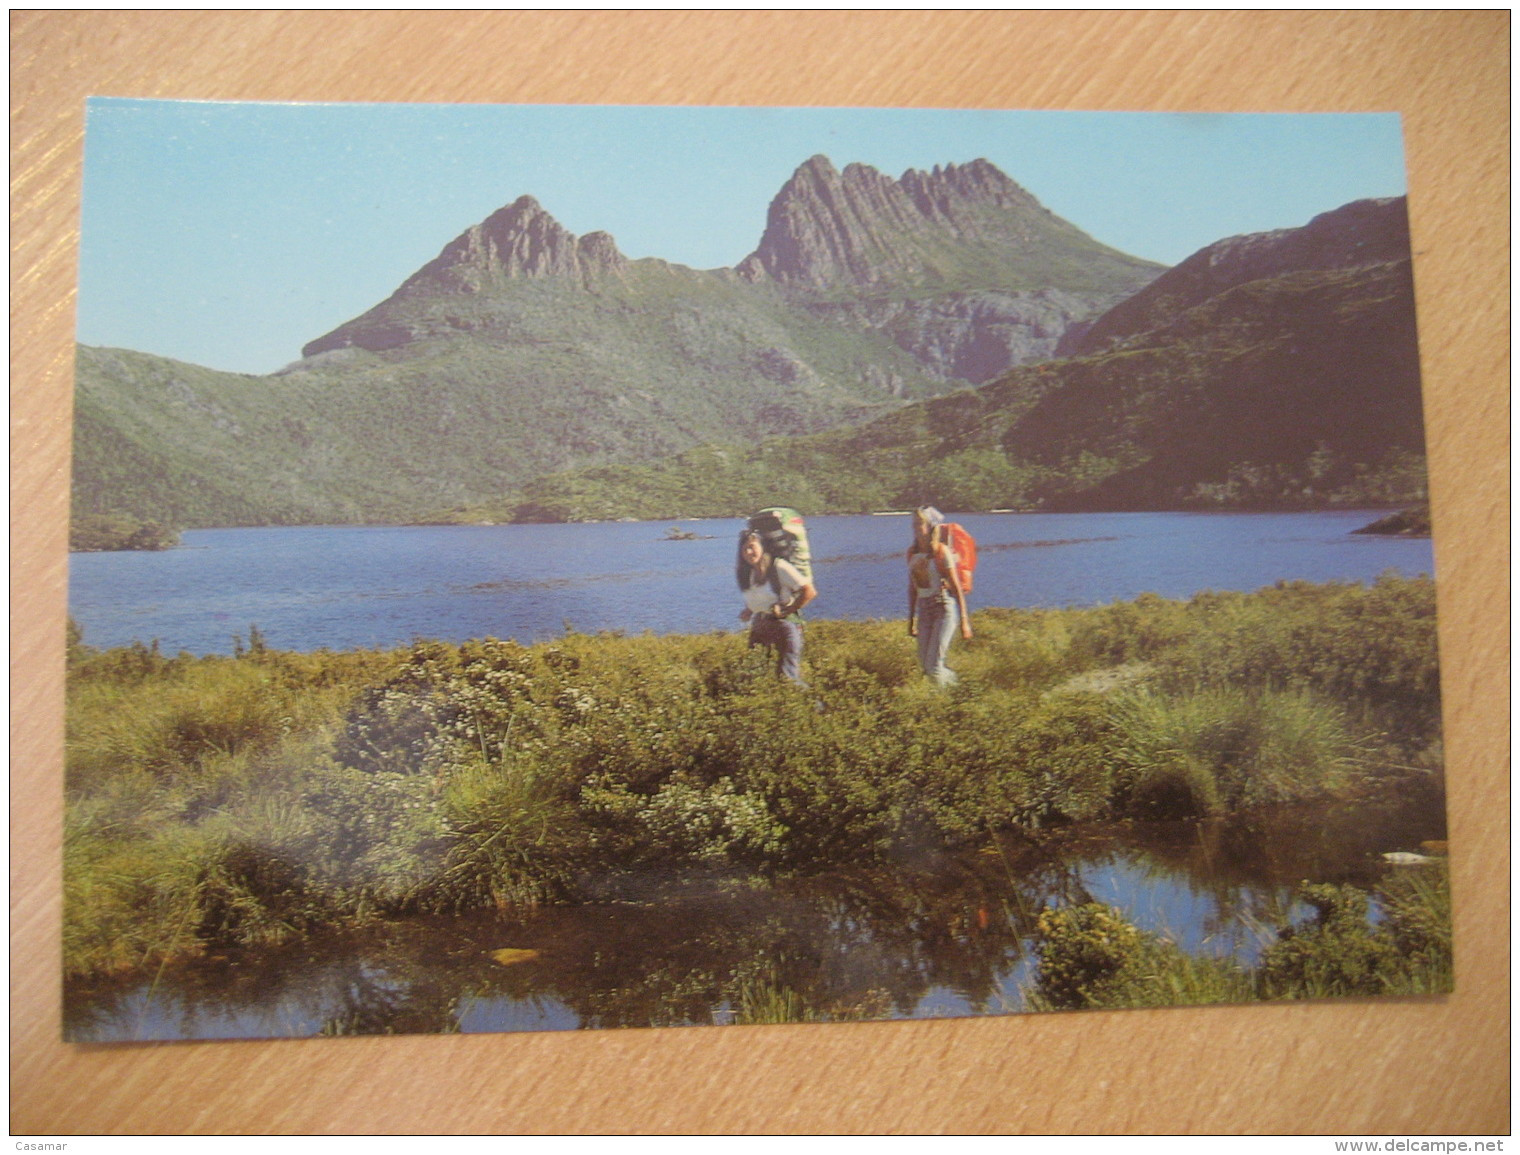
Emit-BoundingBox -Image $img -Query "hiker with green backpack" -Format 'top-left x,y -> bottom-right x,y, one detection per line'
736,508 -> 817,684
906,505 -> 974,687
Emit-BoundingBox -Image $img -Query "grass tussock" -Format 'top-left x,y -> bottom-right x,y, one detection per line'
64,575 -> 1442,979
1108,685 -> 1362,818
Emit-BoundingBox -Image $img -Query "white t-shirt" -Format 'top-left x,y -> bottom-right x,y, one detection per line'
742,557 -> 807,615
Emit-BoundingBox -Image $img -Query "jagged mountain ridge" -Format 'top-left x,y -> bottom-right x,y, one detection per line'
737,156 -> 1156,295
735,155 -> 1163,382
302,155 -> 1162,380
735,157 -> 1057,287
78,155 -> 1165,528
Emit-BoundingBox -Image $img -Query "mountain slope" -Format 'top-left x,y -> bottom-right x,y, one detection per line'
461,197 -> 1426,521
73,276 -> 940,528
998,259 -> 1427,509
303,156 -> 1162,385
1062,196 -> 1412,355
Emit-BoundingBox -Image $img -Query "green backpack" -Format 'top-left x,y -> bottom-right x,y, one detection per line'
736,507 -> 814,592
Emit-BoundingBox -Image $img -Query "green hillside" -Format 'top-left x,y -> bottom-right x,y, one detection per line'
72,263 -> 956,528
71,158 -> 1166,533
445,260 -> 1427,522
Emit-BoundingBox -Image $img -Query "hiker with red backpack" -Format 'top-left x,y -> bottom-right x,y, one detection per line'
906,506 -> 974,687
736,508 -> 817,684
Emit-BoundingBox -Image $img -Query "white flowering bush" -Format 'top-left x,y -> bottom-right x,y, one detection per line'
582,774 -> 785,864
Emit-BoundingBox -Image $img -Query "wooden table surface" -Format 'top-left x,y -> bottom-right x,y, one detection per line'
10,11 -> 1509,1136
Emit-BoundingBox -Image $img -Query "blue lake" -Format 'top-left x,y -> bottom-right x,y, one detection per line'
68,510 -> 1435,656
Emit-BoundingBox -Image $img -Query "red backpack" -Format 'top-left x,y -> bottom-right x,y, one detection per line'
936,522 -> 978,594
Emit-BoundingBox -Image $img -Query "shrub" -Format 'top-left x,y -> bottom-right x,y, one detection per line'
1257,867 -> 1453,999
1006,695 -> 1125,825
582,774 -> 785,866
915,693 -> 1120,833
1032,903 -> 1150,1009
68,649 -> 378,795
972,610 -> 1082,694
295,764 -> 450,906
1164,576 -> 1441,744
417,755 -> 585,911
69,512 -> 179,553
1028,871 -> 1451,1013
195,838 -> 331,948
63,825 -> 218,976
731,966 -> 895,1026
1069,592 -> 1190,668
1382,862 -> 1453,977
1257,883 -> 1403,998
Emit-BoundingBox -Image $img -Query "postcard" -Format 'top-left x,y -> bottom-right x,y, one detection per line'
63,100 -> 1446,1042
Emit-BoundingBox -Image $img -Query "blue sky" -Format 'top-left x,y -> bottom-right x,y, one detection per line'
77,100 -> 1409,375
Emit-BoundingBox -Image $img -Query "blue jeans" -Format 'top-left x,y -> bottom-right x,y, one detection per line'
917,595 -> 959,687
749,614 -> 805,684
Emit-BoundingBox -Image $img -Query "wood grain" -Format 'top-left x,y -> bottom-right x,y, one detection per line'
10,11 -> 1508,1135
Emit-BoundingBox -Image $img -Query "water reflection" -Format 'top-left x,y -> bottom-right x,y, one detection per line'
64,792 -> 1443,1042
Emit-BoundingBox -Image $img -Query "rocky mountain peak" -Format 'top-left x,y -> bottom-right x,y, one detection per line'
302,195 -> 628,356
399,194 -> 628,295
736,155 -> 1080,291
901,158 -> 1036,218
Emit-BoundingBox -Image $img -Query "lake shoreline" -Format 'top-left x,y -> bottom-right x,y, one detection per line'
67,500 -> 1432,549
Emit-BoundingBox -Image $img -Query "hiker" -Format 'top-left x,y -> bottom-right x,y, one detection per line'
906,506 -> 972,686
737,528 -> 816,683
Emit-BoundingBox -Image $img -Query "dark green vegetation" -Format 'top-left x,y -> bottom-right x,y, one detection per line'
68,512 -> 179,552
1030,863 -> 1451,1011
1003,260 -> 1428,511
65,575 -> 1443,996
